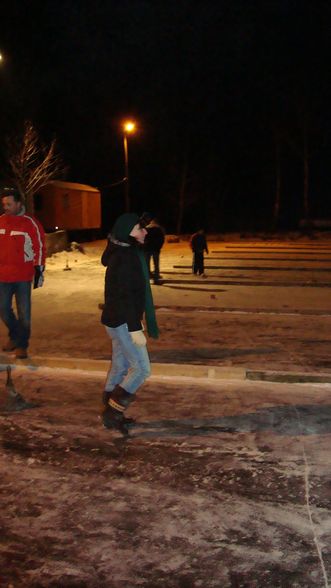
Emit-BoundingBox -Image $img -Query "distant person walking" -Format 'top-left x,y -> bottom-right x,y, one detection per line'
144,218 -> 165,285
190,229 -> 209,277
101,212 -> 159,435
0,187 -> 46,359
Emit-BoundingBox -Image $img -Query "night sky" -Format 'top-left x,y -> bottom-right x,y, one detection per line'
1,1 -> 331,233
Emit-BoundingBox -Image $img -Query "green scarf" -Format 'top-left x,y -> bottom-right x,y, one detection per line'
136,248 -> 159,339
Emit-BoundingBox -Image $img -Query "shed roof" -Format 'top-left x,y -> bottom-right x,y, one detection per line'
45,180 -> 100,193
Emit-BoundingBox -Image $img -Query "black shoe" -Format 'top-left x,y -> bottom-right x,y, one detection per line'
102,393 -> 135,425
15,348 -> 28,359
2,339 -> 16,352
123,415 -> 136,426
102,405 -> 129,435
102,390 -> 111,406
102,390 -> 136,426
102,386 -> 136,435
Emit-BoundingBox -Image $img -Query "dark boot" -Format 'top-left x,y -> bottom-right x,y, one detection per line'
102,389 -> 136,425
102,386 -> 136,435
15,348 -> 28,359
2,339 -> 16,352
102,390 -> 111,406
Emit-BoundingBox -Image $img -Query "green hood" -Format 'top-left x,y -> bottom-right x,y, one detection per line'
111,213 -> 140,243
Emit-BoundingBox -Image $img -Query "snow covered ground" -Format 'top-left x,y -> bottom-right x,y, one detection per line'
1,370 -> 331,587
1,235 -> 331,586
1,234 -> 330,373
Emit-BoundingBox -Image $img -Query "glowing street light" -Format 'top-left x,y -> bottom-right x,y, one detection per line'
122,119 -> 137,212
123,121 -> 136,134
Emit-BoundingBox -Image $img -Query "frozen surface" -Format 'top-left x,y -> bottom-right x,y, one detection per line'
0,234 -> 329,372
1,235 -> 331,586
0,370 -> 331,587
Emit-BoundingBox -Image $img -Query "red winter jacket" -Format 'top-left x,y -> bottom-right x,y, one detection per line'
0,211 -> 46,282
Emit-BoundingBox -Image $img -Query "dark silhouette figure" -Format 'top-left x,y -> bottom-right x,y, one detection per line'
144,219 -> 165,285
190,229 -> 209,277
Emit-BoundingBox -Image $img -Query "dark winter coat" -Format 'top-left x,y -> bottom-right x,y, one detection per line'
144,225 -> 165,252
101,239 -> 145,332
190,232 -> 209,253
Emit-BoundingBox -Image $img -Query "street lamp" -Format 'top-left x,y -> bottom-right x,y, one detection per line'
122,119 -> 136,212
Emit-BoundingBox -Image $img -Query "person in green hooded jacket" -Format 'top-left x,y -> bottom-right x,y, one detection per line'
101,212 -> 159,435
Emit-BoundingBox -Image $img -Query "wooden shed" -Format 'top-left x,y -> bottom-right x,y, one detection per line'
35,180 -> 101,231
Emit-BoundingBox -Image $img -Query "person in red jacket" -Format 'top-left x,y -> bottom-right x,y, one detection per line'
0,187 -> 46,359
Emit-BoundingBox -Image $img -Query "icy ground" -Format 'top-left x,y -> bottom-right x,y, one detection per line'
0,234 -> 331,587
0,369 -> 331,587
1,234 -> 331,372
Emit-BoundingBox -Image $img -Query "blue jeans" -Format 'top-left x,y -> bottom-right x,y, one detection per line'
105,323 -> 151,395
0,282 -> 32,349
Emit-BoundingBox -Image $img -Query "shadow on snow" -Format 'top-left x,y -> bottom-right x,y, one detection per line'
129,404 -> 331,439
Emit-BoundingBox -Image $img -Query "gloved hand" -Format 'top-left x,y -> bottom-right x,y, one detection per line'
130,330 -> 147,346
34,265 -> 45,289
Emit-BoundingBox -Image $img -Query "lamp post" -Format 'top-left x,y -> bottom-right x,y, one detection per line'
122,120 -> 136,212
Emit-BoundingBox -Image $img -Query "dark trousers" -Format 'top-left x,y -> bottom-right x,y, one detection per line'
0,281 -> 32,348
192,251 -> 204,275
145,251 -> 161,282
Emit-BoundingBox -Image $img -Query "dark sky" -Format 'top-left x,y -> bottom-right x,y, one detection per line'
1,1 -> 331,232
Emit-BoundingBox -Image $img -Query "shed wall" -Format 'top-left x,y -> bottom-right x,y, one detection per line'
36,185 -> 101,230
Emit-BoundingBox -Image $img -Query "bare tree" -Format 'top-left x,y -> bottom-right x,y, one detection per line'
6,121 -> 65,214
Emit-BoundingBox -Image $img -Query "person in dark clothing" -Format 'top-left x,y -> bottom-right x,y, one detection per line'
144,219 -> 165,284
190,229 -> 209,277
101,212 -> 159,435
